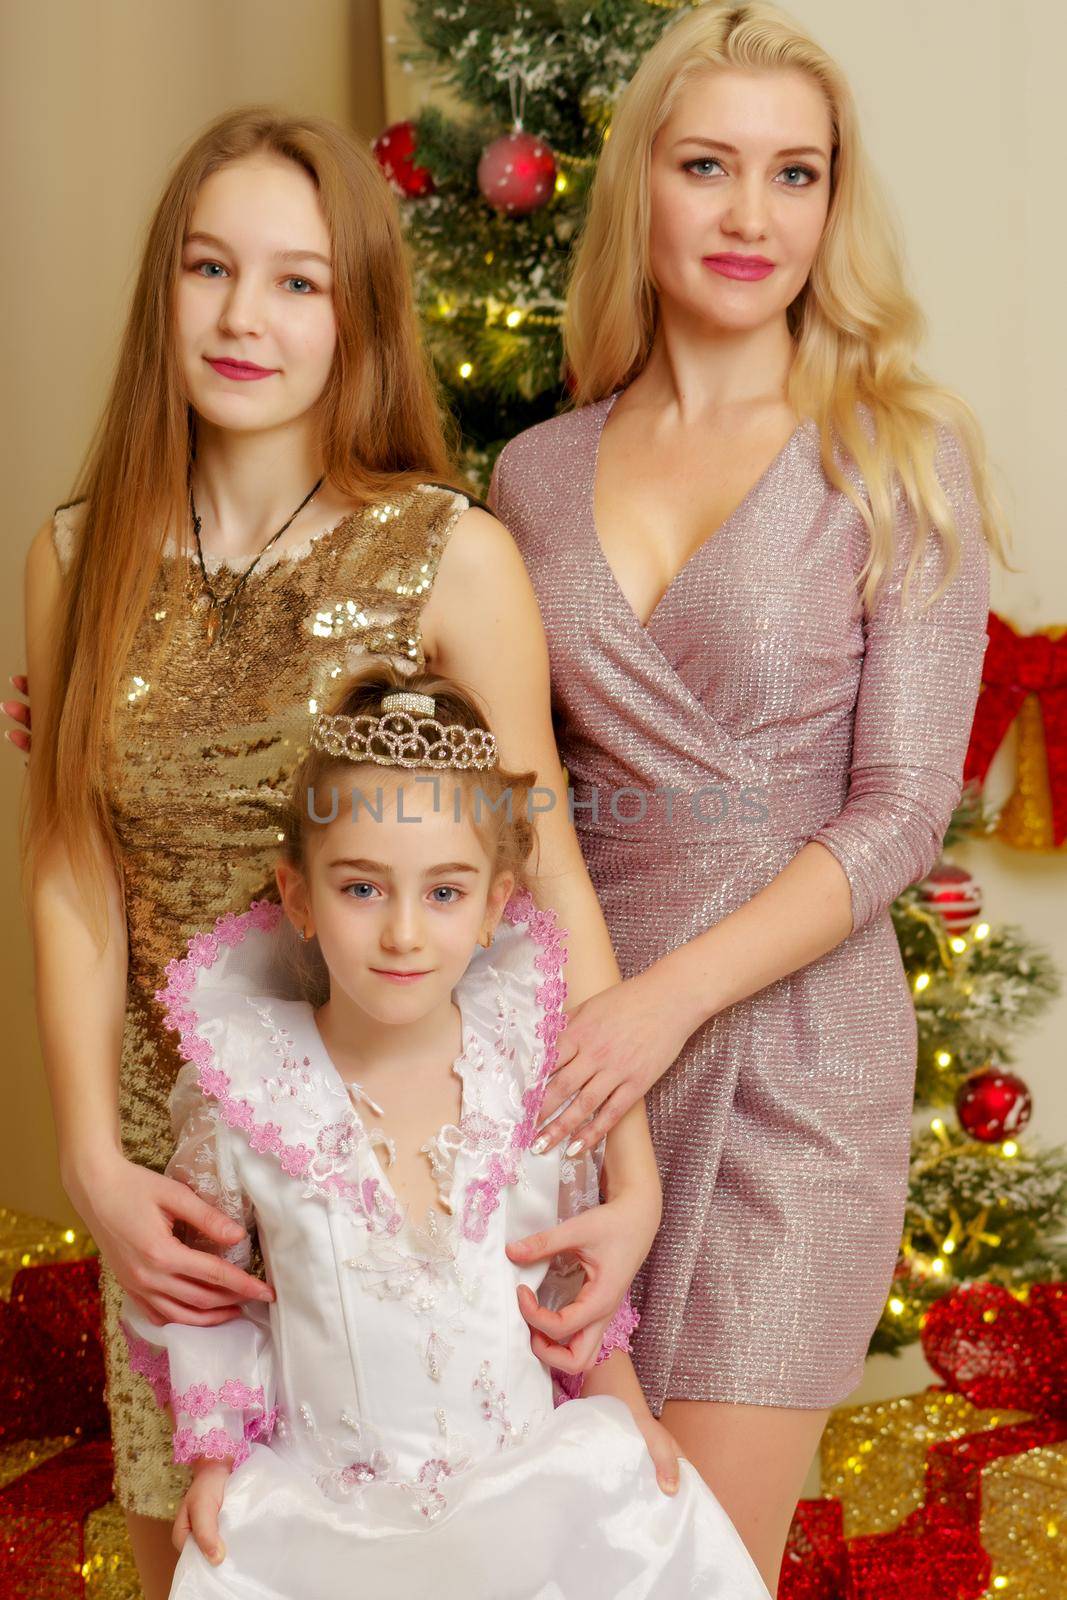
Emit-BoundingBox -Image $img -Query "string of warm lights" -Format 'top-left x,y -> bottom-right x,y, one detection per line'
878,903 -> 1035,1331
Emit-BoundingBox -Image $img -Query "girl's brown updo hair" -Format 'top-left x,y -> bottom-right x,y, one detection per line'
279,661 -> 540,891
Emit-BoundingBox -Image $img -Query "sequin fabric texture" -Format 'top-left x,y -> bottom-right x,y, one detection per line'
489,394 -> 991,1415
51,485 -> 469,1518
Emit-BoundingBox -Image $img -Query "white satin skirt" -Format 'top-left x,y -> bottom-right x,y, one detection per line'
169,1396 -> 770,1599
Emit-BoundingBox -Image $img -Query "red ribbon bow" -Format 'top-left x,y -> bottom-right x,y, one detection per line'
921,1280 -> 1067,1418
964,614 -> 1067,844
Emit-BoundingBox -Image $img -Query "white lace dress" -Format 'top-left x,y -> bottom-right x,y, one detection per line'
120,890 -> 770,1599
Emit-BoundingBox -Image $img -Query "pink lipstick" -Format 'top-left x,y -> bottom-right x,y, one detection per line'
370,969 -> 431,985
206,357 -> 277,381
703,254 -> 775,281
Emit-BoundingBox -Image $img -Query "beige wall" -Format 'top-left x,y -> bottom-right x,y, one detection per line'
3,0 -> 1063,1438
1,0 -> 382,1221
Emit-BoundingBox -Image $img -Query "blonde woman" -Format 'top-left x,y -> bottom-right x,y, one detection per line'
489,2 -> 1002,1588
15,109 -> 659,1599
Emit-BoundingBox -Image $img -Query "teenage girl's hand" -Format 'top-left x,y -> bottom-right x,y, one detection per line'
632,1411 -> 684,1497
67,1149 -> 275,1326
2,673 -> 31,755
579,1348 -> 682,1497
173,1459 -> 232,1565
507,1184 -> 657,1373
528,970 -> 691,1156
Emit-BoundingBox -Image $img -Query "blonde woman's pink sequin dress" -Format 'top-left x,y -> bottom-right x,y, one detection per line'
489,394 -> 990,1413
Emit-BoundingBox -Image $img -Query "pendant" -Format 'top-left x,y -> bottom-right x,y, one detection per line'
205,596 -> 235,647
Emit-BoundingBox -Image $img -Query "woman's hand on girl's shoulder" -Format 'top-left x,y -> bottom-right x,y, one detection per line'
68,1149 -> 275,1325
173,1459 -> 232,1566
2,673 -> 30,755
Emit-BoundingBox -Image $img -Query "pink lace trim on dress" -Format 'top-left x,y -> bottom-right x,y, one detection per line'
154,900 -> 329,1189
552,1292 -> 641,1404
120,1320 -> 276,1469
458,888 -> 569,1242
155,892 -> 568,1247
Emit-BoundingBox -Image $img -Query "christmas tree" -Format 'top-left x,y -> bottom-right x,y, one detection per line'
377,4 -> 1067,1353
874,791 -> 1066,1354
377,0 -> 678,479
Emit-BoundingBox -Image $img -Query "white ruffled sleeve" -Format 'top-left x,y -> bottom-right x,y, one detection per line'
119,1061 -> 277,1469
540,1140 -> 641,1401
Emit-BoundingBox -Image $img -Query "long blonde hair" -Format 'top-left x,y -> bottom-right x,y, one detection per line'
565,1 -> 1009,604
25,106 -> 460,941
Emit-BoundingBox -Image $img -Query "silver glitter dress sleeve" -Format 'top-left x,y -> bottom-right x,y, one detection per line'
810,427 -> 991,932
490,399 -> 991,1415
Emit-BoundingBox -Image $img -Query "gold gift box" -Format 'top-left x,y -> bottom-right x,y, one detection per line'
821,1387 -> 1067,1598
981,1439 -> 1067,1600
821,1388 -> 1028,1539
0,1204 -> 95,1298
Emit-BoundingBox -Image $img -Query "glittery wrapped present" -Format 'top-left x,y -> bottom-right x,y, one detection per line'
0,1438 -> 115,1600
0,1205 -> 95,1298
804,1283 -> 1067,1598
980,1438 -> 1067,1599
0,1210 -> 139,1598
821,1387 -> 1030,1538
921,1280 -> 1067,1597
779,1497 -> 847,1599
0,1257 -> 108,1444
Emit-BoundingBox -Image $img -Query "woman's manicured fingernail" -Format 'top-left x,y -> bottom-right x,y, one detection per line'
662,1477 -> 679,1494
565,1138 -> 585,1157
531,1136 -> 550,1155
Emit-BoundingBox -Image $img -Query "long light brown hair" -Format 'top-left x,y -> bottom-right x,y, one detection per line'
26,107 -> 460,944
565,1 -> 1010,605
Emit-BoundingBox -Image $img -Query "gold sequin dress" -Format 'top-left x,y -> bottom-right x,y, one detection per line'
50,485 -> 470,1519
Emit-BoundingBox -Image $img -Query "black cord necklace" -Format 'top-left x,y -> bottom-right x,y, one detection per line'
189,472 -> 326,646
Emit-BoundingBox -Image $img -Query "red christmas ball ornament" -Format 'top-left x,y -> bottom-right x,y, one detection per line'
477,130 -> 556,215
372,121 -> 435,198
956,1067 -> 1033,1143
917,860 -> 983,934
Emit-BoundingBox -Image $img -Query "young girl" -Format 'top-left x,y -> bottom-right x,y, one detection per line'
18,105 -> 659,1594
118,663 -> 770,1599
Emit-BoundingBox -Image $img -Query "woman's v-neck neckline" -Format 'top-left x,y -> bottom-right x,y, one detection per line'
586,390 -> 810,634
306,993 -> 476,1234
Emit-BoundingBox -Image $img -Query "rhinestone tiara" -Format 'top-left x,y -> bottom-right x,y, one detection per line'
310,691 -> 498,771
